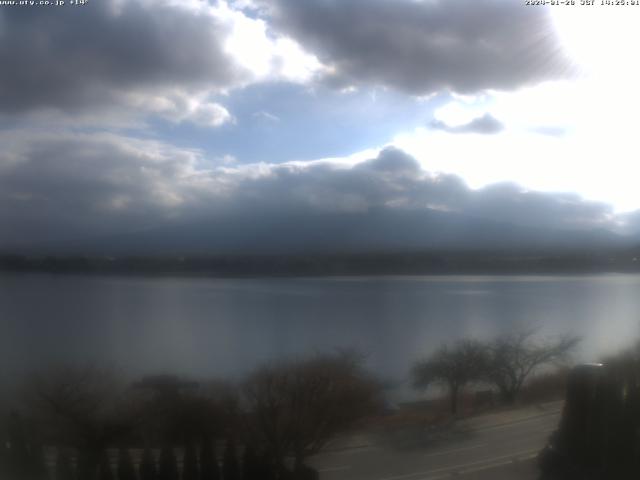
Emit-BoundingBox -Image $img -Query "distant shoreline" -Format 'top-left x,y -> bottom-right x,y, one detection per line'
2,250 -> 640,278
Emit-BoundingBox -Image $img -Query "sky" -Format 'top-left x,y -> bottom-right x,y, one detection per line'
2,0 -> 640,251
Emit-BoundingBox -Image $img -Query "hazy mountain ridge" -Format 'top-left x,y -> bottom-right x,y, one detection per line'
9,207 -> 631,257
2,207 -> 638,276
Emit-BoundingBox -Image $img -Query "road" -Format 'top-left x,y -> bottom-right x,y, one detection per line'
310,402 -> 562,480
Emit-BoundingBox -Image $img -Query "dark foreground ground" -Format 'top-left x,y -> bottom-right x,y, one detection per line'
310,401 -> 562,480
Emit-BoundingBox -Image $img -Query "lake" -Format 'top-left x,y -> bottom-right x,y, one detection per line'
1,273 -> 639,398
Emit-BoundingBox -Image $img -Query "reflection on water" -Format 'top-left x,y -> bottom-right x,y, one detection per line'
1,273 -> 639,394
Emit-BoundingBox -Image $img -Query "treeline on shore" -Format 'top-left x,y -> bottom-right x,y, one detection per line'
2,248 -> 640,277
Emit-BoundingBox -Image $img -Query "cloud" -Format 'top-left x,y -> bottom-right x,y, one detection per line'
464,182 -> 613,232
0,134 -> 617,250
0,0 -> 320,126
252,110 -> 281,122
0,131 -> 207,245
124,91 -> 234,128
256,0 -> 572,95
0,1 -> 239,112
532,126 -> 566,137
617,210 -> 640,236
431,113 -> 504,135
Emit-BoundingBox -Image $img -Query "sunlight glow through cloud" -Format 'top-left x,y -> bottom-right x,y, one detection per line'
551,5 -> 640,80
380,5 -> 640,214
216,1 -> 323,83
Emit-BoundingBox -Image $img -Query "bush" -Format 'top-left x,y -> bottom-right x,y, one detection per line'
222,439 -> 240,480
55,449 -> 75,480
139,447 -> 157,480
117,448 -> 136,480
158,446 -> 179,480
199,437 -> 220,480
183,443 -> 198,480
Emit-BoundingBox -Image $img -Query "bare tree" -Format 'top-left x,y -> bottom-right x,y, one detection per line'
242,351 -> 380,475
24,366 -> 132,479
412,339 -> 488,415
485,328 -> 580,404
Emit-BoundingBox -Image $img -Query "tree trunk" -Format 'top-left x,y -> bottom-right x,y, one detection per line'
450,385 -> 459,415
500,388 -> 517,405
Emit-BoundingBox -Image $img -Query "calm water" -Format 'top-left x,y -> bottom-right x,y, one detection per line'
1,273 -> 639,395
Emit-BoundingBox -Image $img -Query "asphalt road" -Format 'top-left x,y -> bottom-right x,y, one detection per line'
310,404 -> 562,480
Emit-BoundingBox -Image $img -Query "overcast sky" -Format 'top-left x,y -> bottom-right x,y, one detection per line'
2,0 -> 640,250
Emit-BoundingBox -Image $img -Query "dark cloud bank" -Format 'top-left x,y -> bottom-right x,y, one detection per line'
0,0 -> 572,120
0,0 -> 243,116
256,0 -> 572,94
0,133 -> 632,255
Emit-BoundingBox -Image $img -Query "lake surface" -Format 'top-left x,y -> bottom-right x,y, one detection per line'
1,273 -> 639,397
